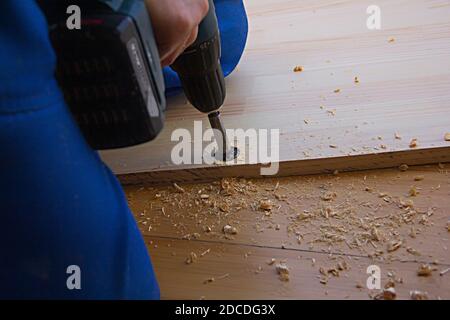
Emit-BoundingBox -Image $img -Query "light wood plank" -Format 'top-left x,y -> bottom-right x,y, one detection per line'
103,0 -> 450,184
145,237 -> 450,300
127,165 -> 450,299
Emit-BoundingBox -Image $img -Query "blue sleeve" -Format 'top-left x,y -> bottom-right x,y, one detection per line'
0,1 -> 159,299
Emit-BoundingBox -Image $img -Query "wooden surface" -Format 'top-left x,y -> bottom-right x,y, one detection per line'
125,164 -> 450,300
102,0 -> 450,184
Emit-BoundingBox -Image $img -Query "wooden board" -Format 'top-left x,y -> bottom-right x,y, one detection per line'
126,165 -> 450,299
102,0 -> 450,184
145,237 -> 450,300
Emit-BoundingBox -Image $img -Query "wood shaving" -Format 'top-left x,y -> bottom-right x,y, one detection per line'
384,279 -> 395,289
409,138 -> 418,148
259,199 -> 273,211
203,273 -> 229,284
223,224 -> 238,235
410,290 -> 429,300
388,37 -> 395,43
200,194 -> 210,199
371,227 -> 381,242
185,252 -> 198,265
417,264 -> 433,277
219,203 -> 230,213
334,89 -> 341,93
445,133 -> 450,141
387,240 -> 402,252
267,258 -> 276,266
203,277 -> 215,284
354,76 -> 359,84
217,273 -> 230,280
173,183 -> 185,193
440,267 -> 450,276
337,261 -> 348,271
182,233 -> 201,240
293,66 -> 304,72
414,175 -> 424,181
399,164 -> 409,172
395,132 -> 402,140
200,249 -> 210,257
406,247 -> 421,256
320,192 -> 337,201
408,186 -> 418,197
275,263 -> 290,281
375,287 -> 396,300
327,267 -> 340,277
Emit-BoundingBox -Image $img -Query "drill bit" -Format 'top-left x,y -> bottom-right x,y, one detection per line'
208,111 -> 239,162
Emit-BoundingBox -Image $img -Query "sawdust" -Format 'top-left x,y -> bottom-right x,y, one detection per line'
185,252 -> 198,265
203,277 -> 215,284
408,186 -> 418,197
293,66 -> 304,73
440,267 -> 450,276
409,138 -> 418,148
417,264 -> 434,277
259,199 -> 273,211
173,183 -> 185,193
203,273 -> 229,285
374,287 -> 397,300
320,192 -> 337,201
223,224 -> 238,235
127,169 -> 447,299
410,290 -> 429,300
200,249 -> 211,257
387,240 -> 402,252
445,133 -> 450,141
406,247 -> 421,256
275,263 -> 290,281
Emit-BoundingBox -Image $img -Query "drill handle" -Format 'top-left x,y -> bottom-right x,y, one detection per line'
170,0 -> 226,114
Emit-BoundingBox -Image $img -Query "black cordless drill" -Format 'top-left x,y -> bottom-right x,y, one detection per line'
172,0 -> 236,161
38,0 -> 234,160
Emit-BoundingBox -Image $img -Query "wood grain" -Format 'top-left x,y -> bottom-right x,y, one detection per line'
145,237 -> 450,300
103,0 -> 450,184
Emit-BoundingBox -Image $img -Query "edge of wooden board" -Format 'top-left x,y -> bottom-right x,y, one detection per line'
117,146 -> 450,185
